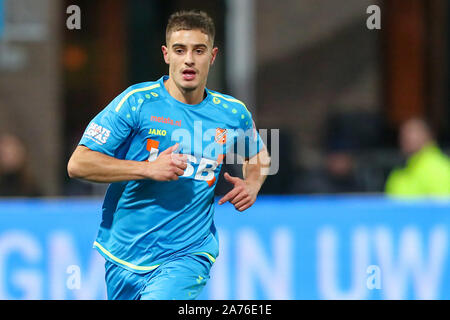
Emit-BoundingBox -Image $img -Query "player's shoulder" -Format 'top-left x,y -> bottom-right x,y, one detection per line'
112,79 -> 164,114
125,79 -> 161,92
206,88 -> 251,117
122,80 -> 163,102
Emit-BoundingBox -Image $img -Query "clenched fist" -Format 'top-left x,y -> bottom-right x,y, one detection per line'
145,143 -> 188,181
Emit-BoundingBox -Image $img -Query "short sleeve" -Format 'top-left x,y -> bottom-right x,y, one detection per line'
79,89 -> 138,157
236,111 -> 264,159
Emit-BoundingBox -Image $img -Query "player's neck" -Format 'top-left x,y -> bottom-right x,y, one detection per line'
164,78 -> 206,105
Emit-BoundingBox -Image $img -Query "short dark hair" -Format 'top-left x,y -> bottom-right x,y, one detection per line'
166,10 -> 215,45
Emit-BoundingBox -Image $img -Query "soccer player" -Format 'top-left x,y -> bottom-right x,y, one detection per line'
67,10 -> 270,300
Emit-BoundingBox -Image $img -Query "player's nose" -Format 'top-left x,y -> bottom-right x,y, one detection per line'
184,51 -> 194,65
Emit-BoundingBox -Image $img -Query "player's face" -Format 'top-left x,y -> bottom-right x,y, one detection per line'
162,29 -> 218,92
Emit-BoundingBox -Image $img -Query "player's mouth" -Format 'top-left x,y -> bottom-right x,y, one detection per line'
182,69 -> 197,81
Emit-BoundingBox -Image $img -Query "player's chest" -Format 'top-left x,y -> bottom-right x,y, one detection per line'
137,105 -> 238,159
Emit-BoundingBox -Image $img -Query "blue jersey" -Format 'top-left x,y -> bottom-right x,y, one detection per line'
79,75 -> 263,273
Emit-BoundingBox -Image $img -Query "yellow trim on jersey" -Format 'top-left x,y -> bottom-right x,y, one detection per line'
93,241 -> 160,271
115,83 -> 161,112
193,251 -> 216,263
207,90 -> 250,114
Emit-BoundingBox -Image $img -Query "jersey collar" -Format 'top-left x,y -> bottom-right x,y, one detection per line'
159,75 -> 212,108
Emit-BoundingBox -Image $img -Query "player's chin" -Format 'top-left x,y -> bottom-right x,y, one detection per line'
179,75 -> 202,89
180,82 -> 199,92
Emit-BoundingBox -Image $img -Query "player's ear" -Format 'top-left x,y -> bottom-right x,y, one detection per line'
210,47 -> 218,66
162,45 -> 170,65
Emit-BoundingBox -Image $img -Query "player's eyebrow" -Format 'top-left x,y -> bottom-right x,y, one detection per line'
172,43 -> 208,49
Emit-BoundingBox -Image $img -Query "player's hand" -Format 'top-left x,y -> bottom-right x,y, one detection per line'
145,143 -> 188,181
218,172 -> 258,212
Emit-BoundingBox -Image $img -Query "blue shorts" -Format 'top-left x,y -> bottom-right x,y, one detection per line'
104,254 -> 213,300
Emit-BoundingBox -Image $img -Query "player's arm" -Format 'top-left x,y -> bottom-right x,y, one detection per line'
67,143 -> 187,183
218,147 -> 270,211
243,146 -> 271,189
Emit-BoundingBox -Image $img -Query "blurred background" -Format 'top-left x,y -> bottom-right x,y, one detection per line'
0,0 -> 449,300
0,0 -> 449,196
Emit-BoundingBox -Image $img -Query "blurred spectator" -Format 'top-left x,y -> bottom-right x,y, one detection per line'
299,148 -> 361,194
298,112 -> 381,194
385,118 -> 450,197
323,151 -> 360,193
0,133 -> 41,197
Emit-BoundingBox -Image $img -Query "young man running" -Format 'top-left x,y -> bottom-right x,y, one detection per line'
67,10 -> 270,300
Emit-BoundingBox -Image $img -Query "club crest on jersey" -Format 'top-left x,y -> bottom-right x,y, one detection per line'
214,128 -> 227,144
215,128 -> 227,145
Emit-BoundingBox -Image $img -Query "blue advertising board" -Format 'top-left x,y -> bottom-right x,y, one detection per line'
0,196 -> 449,300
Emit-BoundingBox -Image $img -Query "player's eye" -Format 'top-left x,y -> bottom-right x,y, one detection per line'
195,49 -> 205,54
175,48 -> 184,54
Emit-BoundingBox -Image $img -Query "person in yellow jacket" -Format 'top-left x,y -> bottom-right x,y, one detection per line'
385,118 -> 450,197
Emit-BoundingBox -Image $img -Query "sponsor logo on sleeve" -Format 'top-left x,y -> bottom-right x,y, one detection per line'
83,122 -> 111,145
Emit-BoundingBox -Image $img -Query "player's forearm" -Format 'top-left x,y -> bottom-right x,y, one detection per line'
243,148 -> 270,193
67,146 -> 147,183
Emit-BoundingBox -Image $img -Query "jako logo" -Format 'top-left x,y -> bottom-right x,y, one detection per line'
148,128 -> 167,136
151,116 -> 181,127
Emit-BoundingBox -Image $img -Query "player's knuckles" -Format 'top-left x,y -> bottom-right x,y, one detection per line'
236,190 -> 247,199
174,161 -> 187,170
228,192 -> 239,201
232,187 -> 241,195
223,194 -> 233,202
238,203 -> 251,211
232,196 -> 246,205
169,162 -> 180,170
176,154 -> 188,161
235,199 -> 248,208
164,169 -> 175,179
